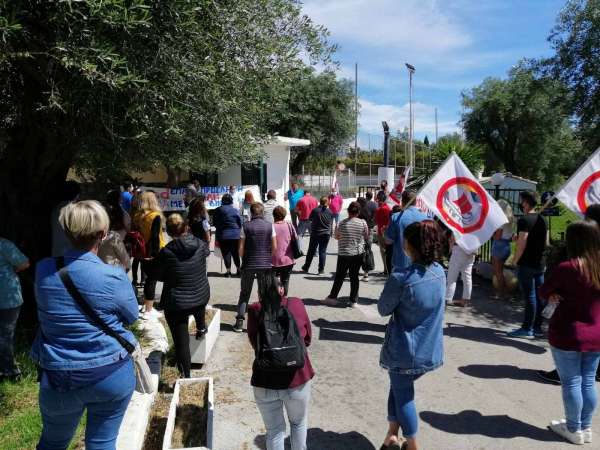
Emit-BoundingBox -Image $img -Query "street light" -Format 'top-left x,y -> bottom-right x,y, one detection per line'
405,63 -> 415,169
491,172 -> 505,200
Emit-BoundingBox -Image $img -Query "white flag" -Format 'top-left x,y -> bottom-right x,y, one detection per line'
555,147 -> 600,217
418,153 -> 508,253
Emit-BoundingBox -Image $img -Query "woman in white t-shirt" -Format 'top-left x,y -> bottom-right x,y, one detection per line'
491,200 -> 515,299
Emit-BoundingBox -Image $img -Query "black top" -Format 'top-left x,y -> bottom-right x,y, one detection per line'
153,234 -> 211,311
309,206 -> 333,236
517,213 -> 547,270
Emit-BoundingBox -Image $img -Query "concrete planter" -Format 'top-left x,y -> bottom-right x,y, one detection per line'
163,377 -> 214,450
189,306 -> 220,364
116,374 -> 159,450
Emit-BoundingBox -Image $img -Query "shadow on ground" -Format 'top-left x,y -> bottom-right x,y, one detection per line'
254,428 -> 376,449
445,323 -> 547,355
458,364 -> 557,384
313,318 -> 384,344
420,410 -> 557,442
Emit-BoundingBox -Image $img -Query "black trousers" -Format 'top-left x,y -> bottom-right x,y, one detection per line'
329,254 -> 363,303
237,268 -> 271,319
219,239 -> 240,271
386,244 -> 394,276
164,306 -> 206,378
141,260 -> 157,301
132,258 -> 146,285
274,264 -> 294,296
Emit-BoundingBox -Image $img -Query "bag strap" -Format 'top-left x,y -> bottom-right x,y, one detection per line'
55,257 -> 135,354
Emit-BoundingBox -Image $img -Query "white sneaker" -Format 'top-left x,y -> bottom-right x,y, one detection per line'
548,420 -> 584,445
144,308 -> 163,319
582,428 -> 592,443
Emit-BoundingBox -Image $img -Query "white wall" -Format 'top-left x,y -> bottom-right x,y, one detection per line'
264,144 -> 290,201
217,165 -> 240,187
217,144 -> 291,202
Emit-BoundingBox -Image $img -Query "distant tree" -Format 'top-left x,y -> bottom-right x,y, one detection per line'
273,69 -> 356,174
423,135 -> 430,147
548,0 -> 600,149
462,63 -> 583,186
433,133 -> 484,174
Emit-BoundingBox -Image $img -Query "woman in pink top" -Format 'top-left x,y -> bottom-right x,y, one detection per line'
272,206 -> 297,295
328,190 -> 343,228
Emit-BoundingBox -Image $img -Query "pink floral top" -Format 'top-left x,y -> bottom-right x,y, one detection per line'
272,221 -> 296,267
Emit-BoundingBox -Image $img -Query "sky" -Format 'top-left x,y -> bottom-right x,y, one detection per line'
301,0 -> 568,149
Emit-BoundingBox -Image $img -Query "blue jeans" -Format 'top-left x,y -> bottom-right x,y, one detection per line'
297,220 -> 312,249
388,372 -> 421,438
253,381 -> 311,450
517,265 -> 545,331
303,234 -> 330,272
0,306 -> 21,376
552,347 -> 600,432
37,358 -> 135,450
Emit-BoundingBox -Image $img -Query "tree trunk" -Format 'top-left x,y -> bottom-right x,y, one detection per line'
0,123 -> 77,322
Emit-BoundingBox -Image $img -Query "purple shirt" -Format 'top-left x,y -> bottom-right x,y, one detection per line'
540,259 -> 600,352
272,222 -> 296,267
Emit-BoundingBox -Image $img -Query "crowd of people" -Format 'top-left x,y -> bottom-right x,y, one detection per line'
0,179 -> 599,450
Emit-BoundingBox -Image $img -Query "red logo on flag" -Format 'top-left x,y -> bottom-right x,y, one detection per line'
436,177 -> 490,233
577,170 -> 600,213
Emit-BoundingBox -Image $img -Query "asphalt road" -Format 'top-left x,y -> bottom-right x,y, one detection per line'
191,238 -> 598,450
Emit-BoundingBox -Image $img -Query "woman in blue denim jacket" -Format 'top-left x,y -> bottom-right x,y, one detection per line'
31,201 -> 139,450
377,220 -> 446,450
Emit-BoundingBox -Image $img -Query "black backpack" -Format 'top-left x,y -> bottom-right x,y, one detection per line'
255,302 -> 306,372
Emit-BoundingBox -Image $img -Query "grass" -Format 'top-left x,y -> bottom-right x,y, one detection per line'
0,328 -> 85,450
547,205 -> 580,241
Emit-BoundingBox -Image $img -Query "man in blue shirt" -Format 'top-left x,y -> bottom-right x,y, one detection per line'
385,190 -> 428,273
121,183 -> 134,213
285,182 -> 304,229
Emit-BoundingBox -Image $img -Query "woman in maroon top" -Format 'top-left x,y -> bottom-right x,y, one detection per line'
539,220 -> 600,445
247,274 -> 315,450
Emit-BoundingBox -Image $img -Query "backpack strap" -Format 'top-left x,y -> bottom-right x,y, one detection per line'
55,257 -> 135,354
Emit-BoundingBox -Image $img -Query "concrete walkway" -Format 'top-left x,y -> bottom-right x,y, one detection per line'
193,238 -> 598,450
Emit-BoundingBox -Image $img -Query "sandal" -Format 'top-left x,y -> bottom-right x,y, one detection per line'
452,299 -> 470,307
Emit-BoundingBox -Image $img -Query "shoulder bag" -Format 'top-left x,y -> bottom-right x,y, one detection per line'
56,257 -> 155,394
288,222 -> 304,259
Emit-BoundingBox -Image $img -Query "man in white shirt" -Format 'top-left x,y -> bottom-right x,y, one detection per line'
262,190 -> 279,223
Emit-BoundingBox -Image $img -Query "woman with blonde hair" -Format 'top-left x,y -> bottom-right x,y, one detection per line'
491,199 -> 515,299
135,191 -> 166,318
32,200 -> 139,449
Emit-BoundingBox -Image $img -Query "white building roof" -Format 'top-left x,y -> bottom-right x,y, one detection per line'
480,174 -> 538,185
272,136 -> 311,147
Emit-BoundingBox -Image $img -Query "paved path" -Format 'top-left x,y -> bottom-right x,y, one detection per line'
191,238 -> 599,450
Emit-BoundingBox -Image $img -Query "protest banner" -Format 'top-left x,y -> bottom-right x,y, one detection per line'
418,152 -> 508,253
555,147 -> 600,217
140,185 -> 262,211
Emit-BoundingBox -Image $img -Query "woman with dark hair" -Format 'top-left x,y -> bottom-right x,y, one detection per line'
213,193 -> 242,277
539,220 -> 600,444
105,189 -> 131,239
188,195 -> 211,243
323,201 -> 370,307
247,273 -> 314,450
272,206 -> 297,295
377,220 -> 446,450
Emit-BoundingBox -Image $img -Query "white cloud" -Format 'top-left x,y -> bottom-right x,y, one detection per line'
302,0 -> 471,54
358,98 -> 459,139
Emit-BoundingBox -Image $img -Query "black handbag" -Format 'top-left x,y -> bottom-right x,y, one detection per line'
362,242 -> 375,271
289,223 -> 304,258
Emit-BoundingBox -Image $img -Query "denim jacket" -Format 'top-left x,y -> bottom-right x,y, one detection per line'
378,262 -> 446,375
31,250 -> 139,370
